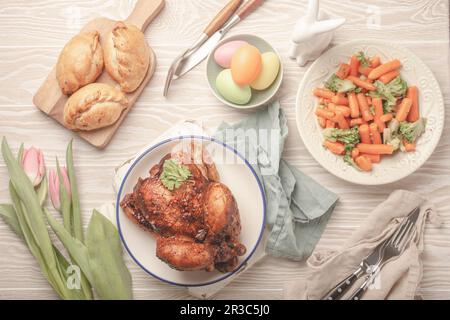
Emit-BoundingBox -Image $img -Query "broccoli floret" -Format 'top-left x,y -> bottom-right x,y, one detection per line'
323,127 -> 360,145
325,74 -> 356,93
382,100 -> 394,113
399,118 -> 427,143
388,137 -> 402,151
371,81 -> 396,107
388,119 -> 400,133
385,76 -> 408,97
344,152 -> 361,170
371,76 -> 407,109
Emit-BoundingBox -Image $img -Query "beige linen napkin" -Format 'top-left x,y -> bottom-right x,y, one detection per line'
284,190 -> 441,300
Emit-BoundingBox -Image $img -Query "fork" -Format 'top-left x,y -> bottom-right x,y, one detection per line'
348,209 -> 419,300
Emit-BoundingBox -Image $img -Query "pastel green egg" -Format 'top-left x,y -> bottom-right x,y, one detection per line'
250,52 -> 280,91
216,69 -> 252,105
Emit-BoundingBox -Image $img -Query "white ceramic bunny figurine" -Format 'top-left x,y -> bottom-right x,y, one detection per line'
289,0 -> 345,66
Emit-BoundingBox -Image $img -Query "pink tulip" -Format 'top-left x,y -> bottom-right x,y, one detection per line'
49,167 -> 71,211
22,147 -> 45,186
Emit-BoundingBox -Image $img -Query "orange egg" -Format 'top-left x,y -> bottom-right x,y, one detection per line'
230,45 -> 262,86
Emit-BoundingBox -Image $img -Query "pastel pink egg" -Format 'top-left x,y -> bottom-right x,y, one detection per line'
214,40 -> 248,68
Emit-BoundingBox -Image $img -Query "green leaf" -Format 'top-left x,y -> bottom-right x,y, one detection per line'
65,141 -> 93,299
17,143 -> 24,165
8,182 -> 69,299
45,208 -> 93,282
56,157 -> 72,234
160,159 -> 191,191
1,138 -> 58,270
36,174 -> 48,207
357,51 -> 370,67
66,140 -> 83,242
86,210 -> 133,300
0,203 -> 87,299
0,204 -> 22,237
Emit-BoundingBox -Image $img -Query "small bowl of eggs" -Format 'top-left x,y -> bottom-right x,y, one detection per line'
206,34 -> 283,109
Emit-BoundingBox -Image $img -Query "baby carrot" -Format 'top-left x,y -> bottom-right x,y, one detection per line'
380,113 -> 393,122
347,76 -> 376,91
395,98 -> 412,122
368,59 -> 401,80
372,97 -> 385,131
335,105 -> 351,117
315,108 -> 335,121
351,148 -> 360,159
359,66 -> 374,77
359,124 -> 371,144
348,92 -> 360,118
369,123 -> 382,144
349,55 -> 360,77
318,116 -> 326,128
327,102 -> 336,112
403,140 -> 416,152
356,143 -> 394,155
406,86 -> 419,122
350,118 -> 364,127
314,88 -> 335,100
334,111 -> 349,129
370,56 -> 381,68
379,70 -> 400,84
332,93 -> 349,106
336,63 -> 351,79
366,96 -> 372,105
360,153 -> 381,163
355,156 -> 373,171
326,120 -> 336,128
324,140 -> 346,155
357,93 -> 374,121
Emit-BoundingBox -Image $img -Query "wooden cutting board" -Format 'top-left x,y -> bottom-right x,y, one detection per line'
33,0 -> 165,149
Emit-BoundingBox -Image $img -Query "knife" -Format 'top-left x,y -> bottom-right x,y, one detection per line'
322,241 -> 386,300
163,0 -> 244,97
322,206 -> 421,300
173,0 -> 264,79
347,207 -> 420,300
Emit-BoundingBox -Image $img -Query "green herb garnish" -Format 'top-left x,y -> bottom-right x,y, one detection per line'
160,159 -> 191,190
357,51 -> 370,67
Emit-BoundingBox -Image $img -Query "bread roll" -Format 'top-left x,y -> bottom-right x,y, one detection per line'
56,31 -> 104,95
63,83 -> 128,131
103,21 -> 150,93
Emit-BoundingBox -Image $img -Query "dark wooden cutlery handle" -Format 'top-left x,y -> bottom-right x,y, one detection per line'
204,0 -> 243,37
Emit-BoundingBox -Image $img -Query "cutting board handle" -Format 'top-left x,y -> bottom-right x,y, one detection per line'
126,0 -> 165,31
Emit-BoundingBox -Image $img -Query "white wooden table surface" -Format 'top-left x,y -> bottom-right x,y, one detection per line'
1,0 -> 449,300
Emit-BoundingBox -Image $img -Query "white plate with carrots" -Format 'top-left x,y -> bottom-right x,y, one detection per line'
296,40 -> 444,185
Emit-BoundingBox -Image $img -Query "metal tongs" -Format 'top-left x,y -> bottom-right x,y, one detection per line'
163,0 -> 264,97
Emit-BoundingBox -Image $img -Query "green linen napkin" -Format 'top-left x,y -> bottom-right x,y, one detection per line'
214,101 -> 338,260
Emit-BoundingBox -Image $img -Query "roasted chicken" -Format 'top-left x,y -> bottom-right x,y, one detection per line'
120,142 -> 246,272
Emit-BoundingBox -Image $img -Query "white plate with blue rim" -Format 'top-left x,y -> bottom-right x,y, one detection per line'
116,136 -> 266,287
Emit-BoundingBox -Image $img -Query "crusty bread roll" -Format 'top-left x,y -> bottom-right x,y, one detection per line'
63,83 -> 128,131
103,21 -> 150,93
56,31 -> 104,95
